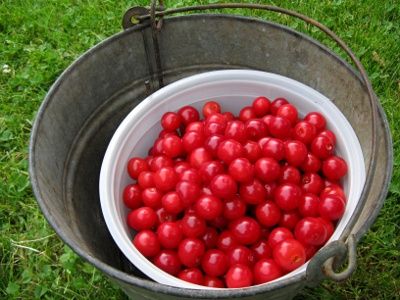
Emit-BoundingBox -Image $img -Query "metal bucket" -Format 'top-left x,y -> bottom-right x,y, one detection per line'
29,3 -> 392,300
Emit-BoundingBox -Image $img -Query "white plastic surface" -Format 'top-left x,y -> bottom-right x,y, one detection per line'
99,70 -> 365,290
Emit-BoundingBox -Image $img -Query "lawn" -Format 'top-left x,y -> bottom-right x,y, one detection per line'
0,0 -> 399,299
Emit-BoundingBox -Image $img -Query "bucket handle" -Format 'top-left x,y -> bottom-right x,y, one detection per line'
123,1 -> 378,284
306,234 -> 357,285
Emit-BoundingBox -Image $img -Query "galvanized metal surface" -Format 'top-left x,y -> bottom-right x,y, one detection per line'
29,15 -> 392,300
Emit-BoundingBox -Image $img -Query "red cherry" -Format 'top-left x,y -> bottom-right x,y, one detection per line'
251,240 -> 272,260
223,112 -> 235,122
162,135 -> 183,158
299,193 -> 320,217
274,183 -> 302,211
255,201 -> 282,227
223,196 -> 247,220
159,129 -> 178,138
141,187 -> 162,209
155,207 -> 176,223
317,217 -> 335,242
273,239 -> 306,271
161,191 -> 184,214
279,165 -> 301,185
322,156 -> 348,180
189,147 -> 212,168
271,98 -> 289,115
245,119 -> 268,140
268,116 -> 292,139
295,217 -> 328,246
253,258 -> 282,284
182,131 -> 205,153
267,227 -> 294,248
179,168 -> 202,183
202,227 -> 219,249
284,140 -> 307,166
217,139 -> 244,164
210,174 -> 237,199
123,184 -> 142,209
227,245 -> 256,266
311,136 -> 334,159
228,158 -> 254,183
239,106 -> 256,122
178,268 -> 204,285
293,121 -> 317,144
206,113 -> 228,129
201,249 -> 229,277
152,138 -> 164,156
240,179 -> 267,205
254,157 -> 281,183
320,184 -> 346,201
262,115 -> 274,128
157,222 -> 183,249
178,106 -> 200,126
178,238 -> 206,267
150,155 -> 174,171
127,157 -> 148,179
181,214 -> 207,238
324,179 -> 340,187
304,245 -> 318,261
154,167 -> 178,192
176,180 -> 201,208
204,122 -> 225,137
133,230 -> 160,257
204,276 -> 225,288
225,264 -> 253,288
198,160 -> 225,184
185,121 -> 204,133
319,194 -> 345,220
127,207 -> 157,231
261,138 -> 285,161
144,171 -> 161,189
243,141 -> 262,163
276,104 -> 298,125
230,217 -> 261,245
203,101 -> 221,118
252,96 -> 271,117
279,210 -> 301,230
195,195 -> 223,220
300,153 -> 321,173
145,155 -> 154,168
174,161 -> 191,176
225,120 -> 247,143
153,250 -> 181,275
204,134 -> 225,158
217,230 -> 239,252
161,112 -> 182,131
301,173 -> 324,195
318,130 -> 336,145
304,112 -> 326,132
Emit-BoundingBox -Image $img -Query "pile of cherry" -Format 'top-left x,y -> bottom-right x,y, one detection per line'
123,97 -> 348,288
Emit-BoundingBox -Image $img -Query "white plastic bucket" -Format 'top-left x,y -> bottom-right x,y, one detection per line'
99,70 -> 365,289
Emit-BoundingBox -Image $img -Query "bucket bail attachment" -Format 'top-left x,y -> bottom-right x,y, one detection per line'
306,234 -> 357,286
122,0 -> 165,90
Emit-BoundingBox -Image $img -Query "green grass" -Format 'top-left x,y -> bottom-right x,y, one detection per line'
1,0 -> 399,299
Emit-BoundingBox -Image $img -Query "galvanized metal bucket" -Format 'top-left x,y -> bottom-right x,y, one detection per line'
29,2 -> 392,299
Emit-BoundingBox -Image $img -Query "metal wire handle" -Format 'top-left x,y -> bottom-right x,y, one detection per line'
123,1 -> 379,281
